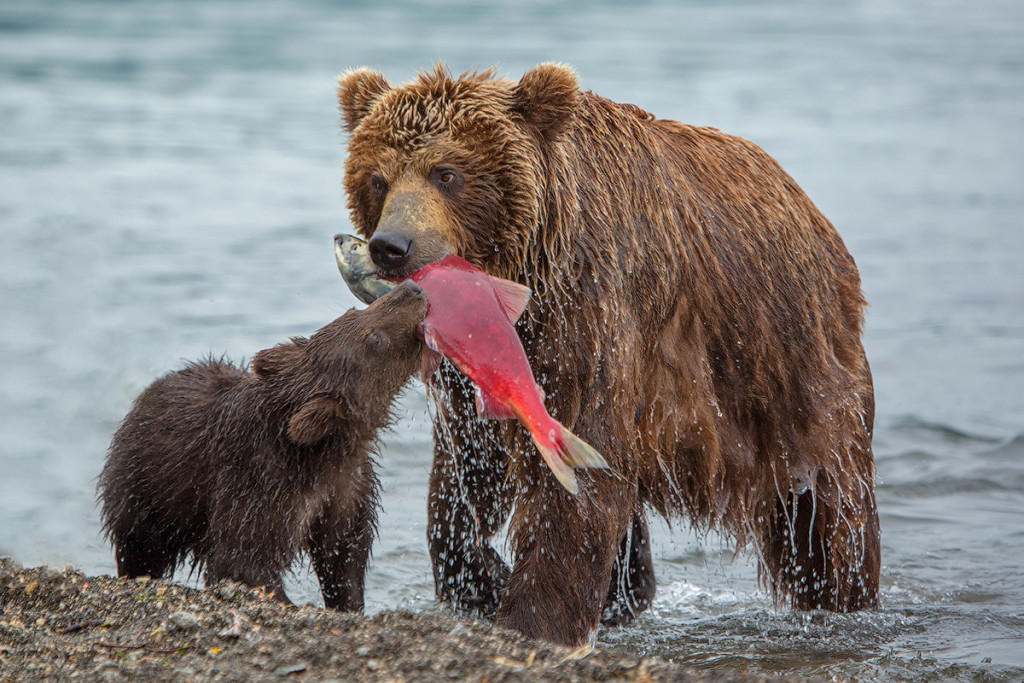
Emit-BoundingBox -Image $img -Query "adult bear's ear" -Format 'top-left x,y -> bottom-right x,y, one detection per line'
337,68 -> 391,133
288,396 -> 350,446
511,63 -> 581,142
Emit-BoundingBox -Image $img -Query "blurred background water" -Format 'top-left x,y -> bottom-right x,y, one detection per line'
1,1 -> 1022,679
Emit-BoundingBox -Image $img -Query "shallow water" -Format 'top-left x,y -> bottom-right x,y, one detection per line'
1,1 -> 1022,680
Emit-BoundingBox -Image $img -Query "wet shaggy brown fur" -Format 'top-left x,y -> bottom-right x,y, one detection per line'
98,282 -> 428,611
337,64 -> 880,645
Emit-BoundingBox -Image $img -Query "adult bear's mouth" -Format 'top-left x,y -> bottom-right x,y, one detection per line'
368,229 -> 454,279
335,233 -> 451,303
368,230 -> 415,275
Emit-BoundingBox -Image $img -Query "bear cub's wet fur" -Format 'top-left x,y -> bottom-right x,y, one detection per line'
99,281 -> 427,611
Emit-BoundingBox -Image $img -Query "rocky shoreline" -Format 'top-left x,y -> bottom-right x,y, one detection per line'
0,559 -> 806,682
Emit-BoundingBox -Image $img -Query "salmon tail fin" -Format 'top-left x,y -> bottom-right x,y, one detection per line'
532,427 -> 609,495
560,428 -> 609,469
533,440 -> 579,494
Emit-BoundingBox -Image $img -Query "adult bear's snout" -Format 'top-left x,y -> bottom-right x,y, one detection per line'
369,231 -> 414,271
368,181 -> 454,274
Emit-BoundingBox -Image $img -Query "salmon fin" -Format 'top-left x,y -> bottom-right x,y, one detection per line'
488,276 -> 532,325
419,324 -> 444,380
532,439 -> 580,494
422,324 -> 443,353
535,382 -> 546,401
420,347 -> 443,381
559,428 -> 609,470
531,427 -> 608,495
474,384 -> 516,420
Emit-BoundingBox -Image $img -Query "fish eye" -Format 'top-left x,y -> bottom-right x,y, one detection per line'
370,173 -> 388,198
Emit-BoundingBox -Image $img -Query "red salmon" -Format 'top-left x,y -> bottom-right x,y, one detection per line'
398,255 -> 608,493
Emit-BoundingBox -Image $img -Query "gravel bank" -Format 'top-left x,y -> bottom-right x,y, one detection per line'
0,559 -> 808,682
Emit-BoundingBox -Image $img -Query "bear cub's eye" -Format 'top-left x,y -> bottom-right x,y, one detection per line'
367,331 -> 388,350
370,173 -> 388,198
431,167 -> 463,191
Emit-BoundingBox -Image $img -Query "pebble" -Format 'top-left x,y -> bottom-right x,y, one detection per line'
96,662 -> 125,682
214,582 -> 238,602
275,663 -> 308,675
168,611 -> 200,632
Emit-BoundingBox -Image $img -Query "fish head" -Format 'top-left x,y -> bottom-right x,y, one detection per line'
337,64 -> 581,279
334,233 -> 397,305
334,233 -> 367,262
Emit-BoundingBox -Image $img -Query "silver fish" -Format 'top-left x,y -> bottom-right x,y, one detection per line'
334,234 -> 396,305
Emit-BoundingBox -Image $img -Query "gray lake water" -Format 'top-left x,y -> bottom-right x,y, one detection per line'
1,1 -> 1022,680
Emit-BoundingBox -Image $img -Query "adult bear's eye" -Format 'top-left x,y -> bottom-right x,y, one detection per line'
431,167 -> 463,191
370,173 -> 388,198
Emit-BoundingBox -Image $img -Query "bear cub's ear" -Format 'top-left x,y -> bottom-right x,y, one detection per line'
337,68 -> 391,133
252,339 -> 305,377
511,63 -> 581,142
288,396 -> 351,446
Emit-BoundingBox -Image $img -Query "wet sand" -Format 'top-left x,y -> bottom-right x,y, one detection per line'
0,559 -> 810,682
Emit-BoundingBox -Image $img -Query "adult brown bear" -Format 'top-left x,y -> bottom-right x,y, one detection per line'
337,63 -> 880,645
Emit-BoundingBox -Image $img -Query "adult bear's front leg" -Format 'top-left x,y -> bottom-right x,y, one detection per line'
496,474 -> 633,646
602,512 -> 656,626
427,365 -> 514,618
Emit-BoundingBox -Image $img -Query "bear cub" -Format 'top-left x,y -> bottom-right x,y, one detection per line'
98,281 -> 427,611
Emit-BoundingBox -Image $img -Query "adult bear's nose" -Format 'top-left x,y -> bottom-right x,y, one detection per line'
369,231 -> 414,272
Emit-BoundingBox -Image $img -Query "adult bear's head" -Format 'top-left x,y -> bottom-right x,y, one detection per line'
337,64 -> 580,279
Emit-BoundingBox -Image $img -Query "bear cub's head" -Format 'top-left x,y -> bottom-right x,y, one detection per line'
338,63 -> 581,279
252,280 -> 428,446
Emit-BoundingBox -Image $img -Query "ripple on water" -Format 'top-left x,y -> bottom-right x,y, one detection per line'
601,580 -> 1024,681
603,581 -> 914,674
888,415 -> 1004,446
